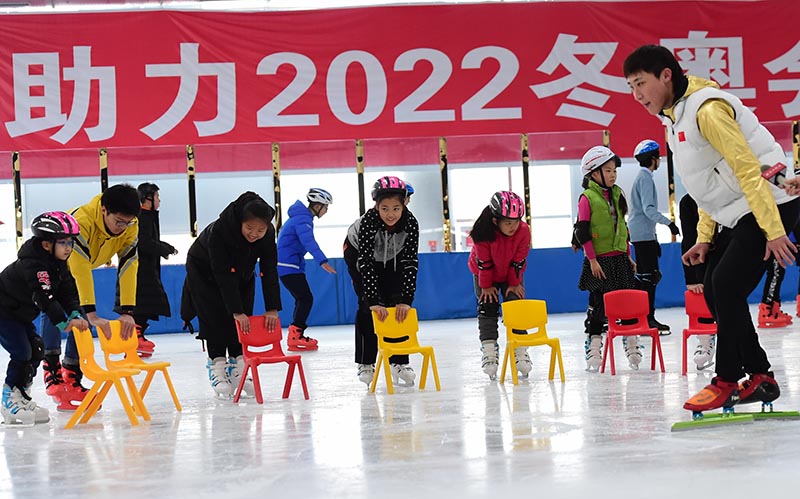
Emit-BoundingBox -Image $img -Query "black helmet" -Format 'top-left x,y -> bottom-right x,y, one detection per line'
137,182 -> 159,203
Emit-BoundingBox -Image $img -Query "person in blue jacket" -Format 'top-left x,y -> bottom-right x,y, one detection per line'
277,188 -> 336,351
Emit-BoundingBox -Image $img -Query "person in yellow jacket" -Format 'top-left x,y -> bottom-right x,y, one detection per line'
40,184 -> 141,410
624,45 -> 800,415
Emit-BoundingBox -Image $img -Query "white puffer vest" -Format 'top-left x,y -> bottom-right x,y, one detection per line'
661,87 -> 793,228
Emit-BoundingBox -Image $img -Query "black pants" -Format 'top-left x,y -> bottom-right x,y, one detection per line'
344,241 -> 408,365
632,240 -> 661,317
761,258 -> 786,304
280,273 -> 313,330
705,198 -> 800,381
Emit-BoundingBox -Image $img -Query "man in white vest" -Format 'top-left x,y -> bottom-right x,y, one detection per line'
623,44 -> 800,415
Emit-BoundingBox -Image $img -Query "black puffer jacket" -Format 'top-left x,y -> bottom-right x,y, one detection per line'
0,238 -> 81,326
181,192 -> 281,337
134,208 -> 174,318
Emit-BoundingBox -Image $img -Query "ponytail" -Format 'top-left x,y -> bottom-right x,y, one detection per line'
469,206 -> 497,243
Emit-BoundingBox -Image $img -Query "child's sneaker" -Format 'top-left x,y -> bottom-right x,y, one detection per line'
227,356 -> 254,398
1,385 -> 36,427
357,364 -> 375,385
683,377 -> 740,412
584,335 -> 603,372
480,340 -> 499,380
206,357 -> 232,398
738,372 -> 780,405
514,347 -> 532,379
693,335 -> 716,370
622,336 -> 642,370
390,363 -> 415,387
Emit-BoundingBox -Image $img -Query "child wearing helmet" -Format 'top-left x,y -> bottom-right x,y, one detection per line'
405,182 -> 414,205
0,212 -> 88,421
574,146 -> 638,372
628,139 -> 680,335
467,190 -> 532,380
343,176 -> 420,387
277,188 -> 336,351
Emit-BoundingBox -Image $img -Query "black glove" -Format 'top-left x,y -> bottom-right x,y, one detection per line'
668,222 -> 680,236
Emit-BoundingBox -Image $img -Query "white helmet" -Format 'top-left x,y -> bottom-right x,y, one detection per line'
581,145 -> 621,176
307,188 -> 333,205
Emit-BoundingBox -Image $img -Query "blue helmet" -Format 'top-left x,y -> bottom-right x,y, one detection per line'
634,139 -> 660,167
406,183 -> 414,196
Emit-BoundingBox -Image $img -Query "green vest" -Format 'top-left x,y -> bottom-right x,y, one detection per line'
582,182 -> 629,255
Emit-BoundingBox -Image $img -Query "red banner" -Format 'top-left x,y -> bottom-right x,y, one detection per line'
1,1 -> 799,166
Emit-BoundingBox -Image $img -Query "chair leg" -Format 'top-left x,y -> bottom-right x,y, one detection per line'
383,355 -> 394,395
430,352 -> 441,391
64,381 -> 104,429
283,363 -> 296,399
233,363 -> 248,403
500,345 -> 510,383
139,370 -> 156,399
420,354 -> 429,390
555,342 -> 565,382
510,345 -> 519,385
80,381 -> 113,424
113,378 -> 140,426
650,334 -> 657,371
608,336 -> 616,376
296,360 -> 309,400
548,347 -> 556,381
681,332 -> 689,376
655,337 -> 665,373
125,376 -> 151,421
161,370 -> 182,411
600,335 -> 610,374
369,354 -> 382,394
251,364 -> 264,404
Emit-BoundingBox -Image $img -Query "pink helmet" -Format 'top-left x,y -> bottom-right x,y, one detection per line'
371,175 -> 407,201
31,211 -> 80,240
489,191 -> 524,220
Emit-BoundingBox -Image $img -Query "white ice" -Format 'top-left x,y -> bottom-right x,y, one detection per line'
1,303 -> 800,498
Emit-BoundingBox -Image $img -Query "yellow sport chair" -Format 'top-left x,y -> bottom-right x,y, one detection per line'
369,307 -> 440,394
96,320 -> 181,412
500,299 -> 565,384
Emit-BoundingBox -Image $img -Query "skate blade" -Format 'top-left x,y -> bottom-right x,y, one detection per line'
671,413 -> 754,432
709,410 -> 800,421
137,350 -> 154,358
695,361 -> 715,371
758,322 -> 792,328
1,419 -> 36,428
287,345 -> 318,352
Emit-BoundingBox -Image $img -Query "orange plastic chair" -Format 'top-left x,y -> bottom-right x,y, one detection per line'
601,289 -> 665,375
65,327 -> 149,429
369,307 -> 440,395
96,320 -> 182,411
681,290 -> 717,376
234,316 -> 309,404
499,299 -> 565,384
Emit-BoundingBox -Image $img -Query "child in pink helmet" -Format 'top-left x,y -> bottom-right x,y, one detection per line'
467,190 -> 532,380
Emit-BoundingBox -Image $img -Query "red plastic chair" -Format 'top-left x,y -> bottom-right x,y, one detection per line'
681,290 -> 717,376
601,289 -> 665,375
233,316 -> 309,403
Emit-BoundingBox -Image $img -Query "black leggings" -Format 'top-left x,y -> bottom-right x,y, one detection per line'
705,198 -> 800,381
280,274 -> 314,330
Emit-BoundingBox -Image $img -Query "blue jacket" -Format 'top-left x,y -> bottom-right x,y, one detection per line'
628,167 -> 671,242
277,200 -> 328,276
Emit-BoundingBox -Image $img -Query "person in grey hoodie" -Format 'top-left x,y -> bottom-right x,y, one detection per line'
628,139 -> 680,334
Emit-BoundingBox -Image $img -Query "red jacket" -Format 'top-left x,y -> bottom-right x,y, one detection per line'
468,222 -> 530,289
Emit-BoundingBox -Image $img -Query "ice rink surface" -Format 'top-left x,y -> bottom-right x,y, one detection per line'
2,303 -> 800,498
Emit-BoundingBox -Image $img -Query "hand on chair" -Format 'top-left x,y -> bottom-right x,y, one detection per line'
395,304 -> 410,323
264,310 -> 279,330
87,312 -> 112,339
118,313 -> 136,340
234,313 -> 251,333
370,305 -> 388,322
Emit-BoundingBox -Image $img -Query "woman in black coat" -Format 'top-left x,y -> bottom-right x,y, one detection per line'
181,192 -> 281,398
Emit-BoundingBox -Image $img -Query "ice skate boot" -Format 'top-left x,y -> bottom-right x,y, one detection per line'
357,364 -> 375,386
206,357 -> 232,398
693,335 -> 716,371
480,340 -> 499,380
757,302 -> 792,328
59,364 -> 90,412
227,356 -> 254,398
287,325 -> 318,352
136,326 -> 155,358
623,336 -> 642,370
1,385 -> 35,427
683,377 -> 740,418
390,363 -> 415,387
648,316 -> 671,336
796,294 -> 800,318
514,347 -> 532,379
773,302 -> 793,324
738,372 -> 781,408
584,335 -> 603,372
22,384 -> 50,424
42,357 -> 65,404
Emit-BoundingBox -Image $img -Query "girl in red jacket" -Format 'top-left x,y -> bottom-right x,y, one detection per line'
468,191 -> 531,380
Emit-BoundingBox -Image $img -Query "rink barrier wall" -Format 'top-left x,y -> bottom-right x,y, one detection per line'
82,242 -> 795,335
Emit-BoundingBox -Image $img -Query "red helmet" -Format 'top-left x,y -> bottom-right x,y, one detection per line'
31,211 -> 80,240
490,191 -> 524,220
371,176 -> 407,202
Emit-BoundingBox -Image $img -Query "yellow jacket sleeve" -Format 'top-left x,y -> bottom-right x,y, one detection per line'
697,99 -> 785,240
695,207 -> 718,244
116,227 -> 139,307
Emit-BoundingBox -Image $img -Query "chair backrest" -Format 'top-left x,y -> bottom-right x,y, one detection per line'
603,289 -> 650,332
96,320 -> 141,368
236,316 -> 287,359
371,308 -> 422,349
72,327 -> 107,379
684,290 -> 716,330
501,299 -> 549,338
